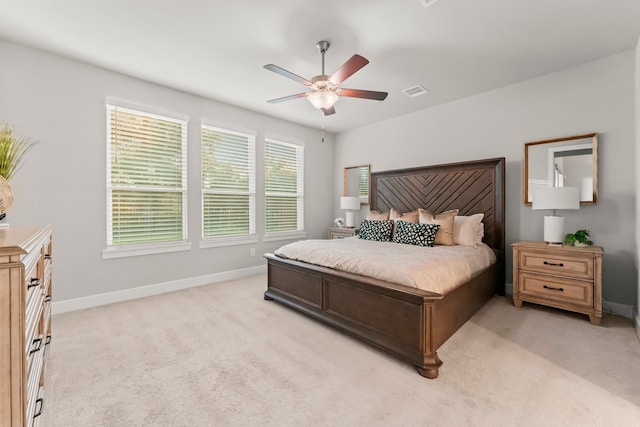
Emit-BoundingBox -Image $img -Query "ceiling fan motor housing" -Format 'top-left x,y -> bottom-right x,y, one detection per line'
311,75 -> 337,91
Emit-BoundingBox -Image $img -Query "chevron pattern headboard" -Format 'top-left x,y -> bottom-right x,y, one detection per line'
370,158 -> 505,253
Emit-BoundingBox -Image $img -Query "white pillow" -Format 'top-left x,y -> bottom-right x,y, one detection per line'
453,214 -> 484,247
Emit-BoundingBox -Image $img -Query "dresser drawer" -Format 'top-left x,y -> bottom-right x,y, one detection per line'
328,227 -> 357,239
519,250 -> 593,280
519,272 -> 593,307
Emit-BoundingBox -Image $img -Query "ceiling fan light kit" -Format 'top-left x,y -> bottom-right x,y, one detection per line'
264,40 -> 388,116
307,91 -> 338,109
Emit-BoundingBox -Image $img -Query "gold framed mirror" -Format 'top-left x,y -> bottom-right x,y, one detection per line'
344,164 -> 370,205
524,133 -> 598,205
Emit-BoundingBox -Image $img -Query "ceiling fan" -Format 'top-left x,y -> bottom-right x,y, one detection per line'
263,41 -> 388,116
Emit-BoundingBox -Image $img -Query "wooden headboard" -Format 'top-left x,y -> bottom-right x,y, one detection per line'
370,157 -> 505,254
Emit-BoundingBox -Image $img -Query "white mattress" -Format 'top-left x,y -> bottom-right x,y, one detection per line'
274,237 -> 496,294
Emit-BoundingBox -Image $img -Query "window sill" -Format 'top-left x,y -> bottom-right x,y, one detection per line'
200,235 -> 259,248
103,241 -> 192,259
263,231 -> 306,243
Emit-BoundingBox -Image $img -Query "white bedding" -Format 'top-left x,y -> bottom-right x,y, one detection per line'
274,237 -> 496,294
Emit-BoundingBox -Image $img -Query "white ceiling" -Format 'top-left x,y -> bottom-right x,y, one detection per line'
1,0 -> 639,133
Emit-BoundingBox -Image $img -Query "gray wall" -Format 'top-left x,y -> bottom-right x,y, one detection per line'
0,40 -> 335,302
635,36 -> 640,334
334,51 -> 637,310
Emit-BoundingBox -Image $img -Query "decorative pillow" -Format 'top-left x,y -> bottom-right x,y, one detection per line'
392,220 -> 440,247
453,214 -> 484,247
367,210 -> 390,221
476,222 -> 485,243
418,209 -> 459,246
357,220 -> 394,242
390,208 -> 419,223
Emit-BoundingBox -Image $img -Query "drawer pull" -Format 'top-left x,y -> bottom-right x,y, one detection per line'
29,338 -> 43,355
44,294 -> 52,303
543,261 -> 564,267
28,278 -> 41,289
33,397 -> 44,418
44,253 -> 52,260
543,285 -> 564,292
45,335 -> 52,345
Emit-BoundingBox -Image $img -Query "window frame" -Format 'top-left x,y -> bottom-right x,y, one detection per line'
103,100 -> 190,259
200,122 -> 257,248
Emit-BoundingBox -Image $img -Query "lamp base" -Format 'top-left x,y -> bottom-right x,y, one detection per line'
544,215 -> 565,244
345,211 -> 356,228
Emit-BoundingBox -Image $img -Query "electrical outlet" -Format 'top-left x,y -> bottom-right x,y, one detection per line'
250,248 -> 256,257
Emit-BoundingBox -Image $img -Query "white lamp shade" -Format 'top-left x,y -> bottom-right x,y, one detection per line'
308,91 -> 339,110
340,196 -> 361,211
532,187 -> 580,210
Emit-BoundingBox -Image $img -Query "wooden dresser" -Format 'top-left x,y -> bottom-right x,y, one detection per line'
0,225 -> 53,427
512,241 -> 603,325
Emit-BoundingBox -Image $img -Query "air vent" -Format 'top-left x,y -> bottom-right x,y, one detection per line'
402,85 -> 429,98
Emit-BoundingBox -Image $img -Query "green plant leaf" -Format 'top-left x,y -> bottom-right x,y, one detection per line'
0,122 -> 35,181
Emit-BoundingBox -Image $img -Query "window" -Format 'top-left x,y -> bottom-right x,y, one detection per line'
264,138 -> 304,239
105,103 -> 188,257
201,124 -> 256,245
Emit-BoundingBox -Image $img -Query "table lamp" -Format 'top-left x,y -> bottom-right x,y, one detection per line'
340,196 -> 361,228
532,187 -> 580,244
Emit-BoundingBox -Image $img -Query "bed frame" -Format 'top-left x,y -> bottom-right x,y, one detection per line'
263,157 -> 505,378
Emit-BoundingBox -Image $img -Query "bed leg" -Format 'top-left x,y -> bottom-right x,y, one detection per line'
263,293 -> 274,301
417,353 -> 442,379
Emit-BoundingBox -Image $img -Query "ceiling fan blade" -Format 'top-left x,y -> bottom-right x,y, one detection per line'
339,88 -> 388,101
322,106 -> 336,116
329,54 -> 369,85
264,64 -> 312,86
266,92 -> 310,104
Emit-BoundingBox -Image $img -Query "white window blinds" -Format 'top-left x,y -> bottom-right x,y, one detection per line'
201,125 -> 256,238
106,104 -> 188,246
264,138 -> 304,233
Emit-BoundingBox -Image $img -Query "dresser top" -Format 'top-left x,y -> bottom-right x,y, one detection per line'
0,224 -> 52,256
511,240 -> 603,254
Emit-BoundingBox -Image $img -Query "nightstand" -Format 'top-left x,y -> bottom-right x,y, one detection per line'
328,227 -> 357,239
512,241 -> 603,325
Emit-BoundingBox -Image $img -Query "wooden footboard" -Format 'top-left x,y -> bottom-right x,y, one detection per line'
264,253 -> 501,378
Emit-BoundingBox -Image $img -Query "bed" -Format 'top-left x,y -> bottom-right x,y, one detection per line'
263,157 -> 505,378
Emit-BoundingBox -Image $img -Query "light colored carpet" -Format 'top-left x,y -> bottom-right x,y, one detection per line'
42,274 -> 640,426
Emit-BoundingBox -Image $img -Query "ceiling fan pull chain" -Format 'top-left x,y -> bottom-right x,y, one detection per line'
321,117 -> 325,143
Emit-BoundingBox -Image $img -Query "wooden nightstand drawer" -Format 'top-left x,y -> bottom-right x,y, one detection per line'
328,227 -> 357,239
519,250 -> 593,280
519,272 -> 593,307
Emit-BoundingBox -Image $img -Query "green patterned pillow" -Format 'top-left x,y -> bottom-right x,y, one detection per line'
358,220 -> 394,242
393,220 -> 440,247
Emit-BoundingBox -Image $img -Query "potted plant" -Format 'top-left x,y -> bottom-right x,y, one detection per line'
0,122 -> 35,221
564,229 -> 592,247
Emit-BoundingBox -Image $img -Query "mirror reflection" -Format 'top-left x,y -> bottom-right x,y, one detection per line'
524,133 -> 598,205
344,164 -> 370,205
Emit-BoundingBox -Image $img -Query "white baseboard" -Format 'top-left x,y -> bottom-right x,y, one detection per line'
505,283 -> 634,319
52,265 -> 267,314
504,283 -> 513,295
602,300 -> 635,319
